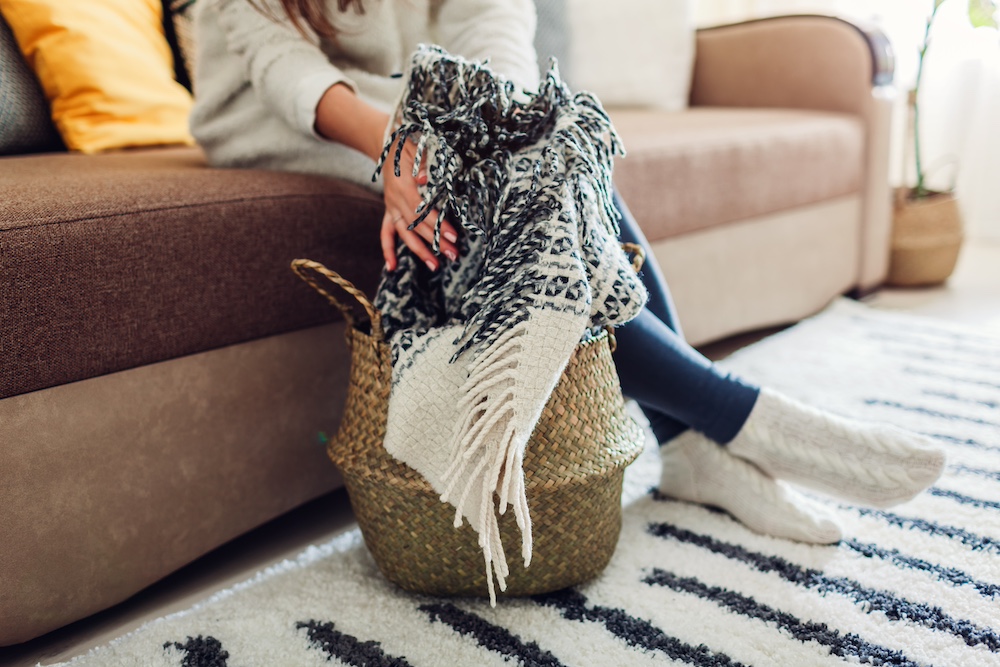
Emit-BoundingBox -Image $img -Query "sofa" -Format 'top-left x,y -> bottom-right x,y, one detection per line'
0,13 -> 894,646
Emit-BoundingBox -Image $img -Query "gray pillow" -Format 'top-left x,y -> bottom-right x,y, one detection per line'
0,11 -> 64,155
534,0 -> 572,85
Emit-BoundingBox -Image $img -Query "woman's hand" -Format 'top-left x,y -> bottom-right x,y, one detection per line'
313,83 -> 459,271
380,135 -> 460,272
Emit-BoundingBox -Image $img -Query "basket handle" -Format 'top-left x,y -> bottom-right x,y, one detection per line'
620,242 -> 645,273
292,245 -> 640,345
290,259 -> 384,341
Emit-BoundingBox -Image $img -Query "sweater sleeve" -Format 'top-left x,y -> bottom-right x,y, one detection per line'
210,0 -> 353,138
433,0 -> 540,94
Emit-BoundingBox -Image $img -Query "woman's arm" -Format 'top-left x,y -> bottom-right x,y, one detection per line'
313,83 -> 387,160
209,0 -> 458,270
314,84 -> 460,272
210,0 -> 354,138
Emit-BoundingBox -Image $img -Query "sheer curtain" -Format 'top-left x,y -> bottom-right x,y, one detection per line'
695,0 -> 1000,240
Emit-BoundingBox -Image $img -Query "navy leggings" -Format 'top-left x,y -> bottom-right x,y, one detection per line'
611,192 -> 759,445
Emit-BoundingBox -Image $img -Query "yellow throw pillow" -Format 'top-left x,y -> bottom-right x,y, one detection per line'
0,0 -> 194,153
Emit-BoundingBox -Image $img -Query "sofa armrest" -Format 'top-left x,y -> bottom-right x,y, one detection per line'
690,15 -> 896,291
690,15 -> 893,116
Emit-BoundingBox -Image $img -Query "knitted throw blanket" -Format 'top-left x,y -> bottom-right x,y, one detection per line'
372,46 -> 647,604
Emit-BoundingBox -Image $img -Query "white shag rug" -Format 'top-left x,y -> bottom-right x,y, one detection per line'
49,299 -> 1000,667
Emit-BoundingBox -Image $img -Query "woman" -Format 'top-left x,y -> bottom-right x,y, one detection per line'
190,0 -> 945,545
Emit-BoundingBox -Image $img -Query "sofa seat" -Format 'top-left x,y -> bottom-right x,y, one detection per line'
1,147 -> 385,401
610,107 -> 865,242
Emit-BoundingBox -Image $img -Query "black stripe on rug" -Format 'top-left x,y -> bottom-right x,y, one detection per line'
953,464 -> 1000,483
856,317 -> 1000,345
927,488 -> 1000,512
904,366 -> 1000,391
864,398 -> 1000,426
163,636 -> 229,667
923,389 -> 1000,410
648,522 -> 1000,651
923,432 -> 1000,452
854,507 -> 1000,554
882,348 -> 1000,382
533,588 -> 748,667
642,568 -> 919,667
864,328 -> 1000,353
296,620 -> 413,667
881,348 -> 1000,374
863,399 -> 1000,427
840,539 -> 1000,600
419,602 -> 565,666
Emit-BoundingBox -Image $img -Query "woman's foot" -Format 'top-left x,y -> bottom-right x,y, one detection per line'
660,429 -> 842,544
726,388 -> 946,508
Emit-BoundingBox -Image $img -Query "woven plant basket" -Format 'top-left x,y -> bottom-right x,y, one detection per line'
291,252 -> 646,598
887,189 -> 963,287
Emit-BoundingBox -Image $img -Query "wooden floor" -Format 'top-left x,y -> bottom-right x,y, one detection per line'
4,238 -> 999,667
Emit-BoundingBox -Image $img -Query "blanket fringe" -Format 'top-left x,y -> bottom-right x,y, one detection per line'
438,325 -> 535,606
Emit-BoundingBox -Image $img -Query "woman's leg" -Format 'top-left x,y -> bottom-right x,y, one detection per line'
610,190 -> 944,539
611,190 -> 759,445
611,192 -> 842,543
613,191 -> 683,334
614,192 -> 693,443
614,309 -> 759,443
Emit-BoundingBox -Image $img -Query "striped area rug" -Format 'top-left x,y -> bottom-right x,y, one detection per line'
51,299 -> 1000,667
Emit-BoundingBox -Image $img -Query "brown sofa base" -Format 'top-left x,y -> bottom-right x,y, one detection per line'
0,323 -> 349,646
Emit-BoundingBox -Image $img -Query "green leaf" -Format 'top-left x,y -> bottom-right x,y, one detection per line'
969,0 -> 999,28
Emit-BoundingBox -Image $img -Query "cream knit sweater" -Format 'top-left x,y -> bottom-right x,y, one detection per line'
190,0 -> 540,191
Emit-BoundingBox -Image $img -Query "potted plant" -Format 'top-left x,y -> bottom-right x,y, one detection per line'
887,0 -> 997,286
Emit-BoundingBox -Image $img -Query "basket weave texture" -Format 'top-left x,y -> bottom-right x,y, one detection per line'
888,191 -> 963,287
292,259 -> 645,598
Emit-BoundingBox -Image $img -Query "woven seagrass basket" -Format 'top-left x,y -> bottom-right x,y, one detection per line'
291,252 -> 646,598
887,189 -> 964,287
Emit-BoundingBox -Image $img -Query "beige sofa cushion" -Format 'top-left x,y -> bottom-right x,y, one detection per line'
610,107 -> 864,241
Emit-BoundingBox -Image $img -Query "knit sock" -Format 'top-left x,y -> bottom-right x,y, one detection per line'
726,388 -> 946,508
660,429 -> 842,544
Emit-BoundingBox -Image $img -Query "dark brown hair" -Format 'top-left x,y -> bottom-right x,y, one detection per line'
251,0 -> 365,38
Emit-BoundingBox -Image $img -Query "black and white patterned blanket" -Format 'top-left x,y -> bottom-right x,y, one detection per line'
371,46 -> 647,603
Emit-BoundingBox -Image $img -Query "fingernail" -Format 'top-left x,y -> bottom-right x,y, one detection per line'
444,231 -> 458,243
425,260 -> 437,271
444,249 -> 457,261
